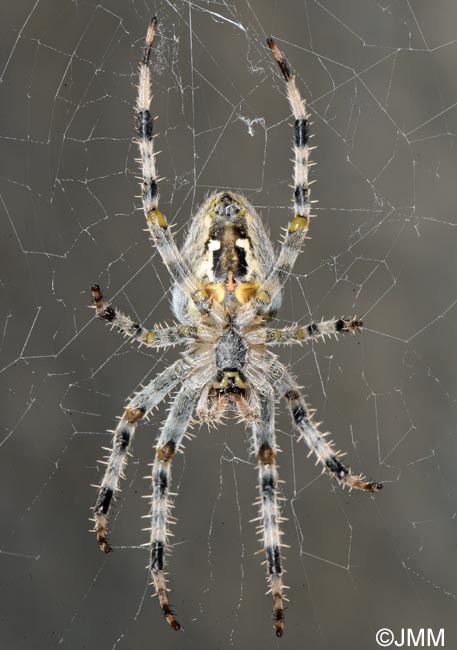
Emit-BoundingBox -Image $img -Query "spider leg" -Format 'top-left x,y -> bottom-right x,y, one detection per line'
267,38 -> 311,228
93,358 -> 191,553
245,316 -> 363,346
136,19 -> 211,313
277,369 -> 383,492
236,38 -> 312,325
252,394 -> 286,637
149,382 -> 199,631
91,285 -> 203,349
263,38 -> 311,302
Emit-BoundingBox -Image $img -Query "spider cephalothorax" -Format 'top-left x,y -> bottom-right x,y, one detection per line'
91,18 -> 382,637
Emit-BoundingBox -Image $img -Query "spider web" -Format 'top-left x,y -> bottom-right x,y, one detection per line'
1,1 -> 457,648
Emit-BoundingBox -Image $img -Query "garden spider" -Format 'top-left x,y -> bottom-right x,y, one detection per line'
91,18 -> 382,637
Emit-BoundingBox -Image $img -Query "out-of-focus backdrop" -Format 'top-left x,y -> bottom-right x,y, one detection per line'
1,1 -> 457,649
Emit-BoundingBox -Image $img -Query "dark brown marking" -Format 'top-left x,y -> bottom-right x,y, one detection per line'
94,512 -> 112,554
153,579 -> 182,631
97,533 -> 112,554
124,407 -> 145,423
355,479 -> 383,492
226,270 -> 236,293
163,604 -> 181,631
271,576 -> 285,637
91,285 -> 116,322
91,284 -> 102,302
257,442 -> 275,464
157,441 -> 176,461
266,37 -> 291,81
275,610 -> 284,637
284,389 -> 300,401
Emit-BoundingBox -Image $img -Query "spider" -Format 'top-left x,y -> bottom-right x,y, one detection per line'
90,18 -> 382,637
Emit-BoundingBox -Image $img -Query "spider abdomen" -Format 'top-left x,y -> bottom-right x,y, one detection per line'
172,190 -> 277,321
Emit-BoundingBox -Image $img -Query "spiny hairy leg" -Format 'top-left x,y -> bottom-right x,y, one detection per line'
136,19 -> 213,314
235,37 -> 313,326
91,284 -> 200,348
245,316 -> 363,346
259,37 -> 311,309
261,38 -> 312,307
93,358 -> 191,552
267,36 -> 312,233
150,442 -> 181,631
137,18 -> 190,287
279,372 -> 382,492
149,383 -> 198,631
137,17 -> 159,217
93,406 -> 144,553
252,396 -> 287,636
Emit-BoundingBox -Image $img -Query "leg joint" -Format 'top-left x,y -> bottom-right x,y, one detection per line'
157,441 -> 176,462
257,442 -> 275,464
124,407 -> 145,423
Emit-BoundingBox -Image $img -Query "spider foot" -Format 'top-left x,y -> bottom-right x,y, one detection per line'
162,603 -> 182,632
143,17 -> 158,66
153,569 -> 182,631
327,456 -> 382,492
336,316 -> 363,334
275,611 -> 284,638
271,575 -> 285,637
97,537 -> 112,554
91,284 -> 114,321
340,471 -> 383,492
91,283 -> 103,305
95,518 -> 113,553
266,37 -> 291,82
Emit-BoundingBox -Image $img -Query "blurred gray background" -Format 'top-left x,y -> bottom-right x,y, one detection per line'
1,1 -> 457,649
